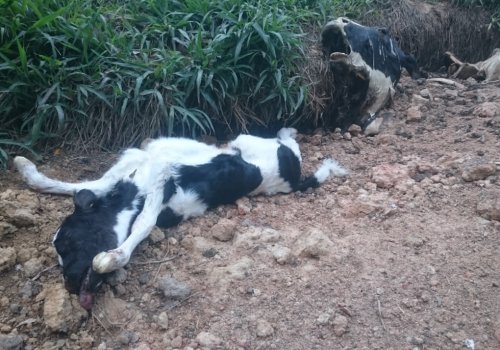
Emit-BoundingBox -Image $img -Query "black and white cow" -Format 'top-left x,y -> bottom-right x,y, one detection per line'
14,128 -> 347,310
321,17 -> 422,132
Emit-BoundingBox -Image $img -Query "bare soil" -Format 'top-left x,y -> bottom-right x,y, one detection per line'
0,74 -> 500,350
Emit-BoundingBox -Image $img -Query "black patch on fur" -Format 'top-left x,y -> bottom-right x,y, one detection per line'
277,144 -> 301,190
162,178 -> 176,204
156,207 -> 183,228
177,153 -> 263,208
296,176 -> 320,192
54,180 -> 140,295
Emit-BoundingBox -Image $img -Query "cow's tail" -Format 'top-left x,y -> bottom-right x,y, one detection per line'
296,159 -> 347,192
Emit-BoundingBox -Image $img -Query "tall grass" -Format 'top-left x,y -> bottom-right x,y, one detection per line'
1,0 -> 352,167
452,0 -> 500,28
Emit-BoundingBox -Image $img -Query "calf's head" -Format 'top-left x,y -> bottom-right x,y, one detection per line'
53,189 -> 118,310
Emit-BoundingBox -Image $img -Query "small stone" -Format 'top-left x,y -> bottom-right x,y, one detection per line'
97,342 -> 107,350
271,245 -> 292,265
317,313 -> 331,326
0,334 -> 23,350
149,228 -> 165,244
477,190 -> 500,221
117,331 -> 137,346
332,314 -> 348,336
211,218 -> 236,242
256,319 -> 274,338
0,222 -> 16,238
406,106 -> 422,123
170,336 -> 183,348
107,268 -> 128,286
462,162 -> 496,182
9,209 -> 36,227
195,332 -> 222,347
23,257 -> 44,278
371,163 -> 412,189
420,89 -> 430,98
157,276 -> 192,300
43,283 -> 87,333
347,124 -> 362,136
0,247 -> 16,272
343,132 -> 352,140
294,228 -> 334,258
157,312 -> 169,330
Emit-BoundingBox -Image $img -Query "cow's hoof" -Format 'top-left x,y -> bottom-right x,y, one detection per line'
93,249 -> 128,273
14,156 -> 36,175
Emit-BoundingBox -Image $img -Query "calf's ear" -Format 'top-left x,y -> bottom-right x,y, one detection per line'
74,189 -> 98,212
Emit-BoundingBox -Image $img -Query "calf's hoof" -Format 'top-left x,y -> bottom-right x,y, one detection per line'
93,249 -> 128,274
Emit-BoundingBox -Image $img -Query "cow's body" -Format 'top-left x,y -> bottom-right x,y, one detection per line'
14,128 -> 346,309
321,17 -> 421,131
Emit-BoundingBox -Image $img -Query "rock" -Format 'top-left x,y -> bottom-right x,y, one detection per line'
371,163 -> 412,189
474,102 -> 499,118
23,257 -> 44,278
477,190 -> 500,221
170,336 -> 183,348
271,245 -> 293,265
117,331 -> 138,346
157,311 -> 169,330
234,226 -> 281,248
9,209 -> 36,227
0,334 -> 23,350
461,161 -> 496,182
294,228 -> 334,258
210,218 -> 236,242
256,319 -> 274,338
17,248 -> 38,263
317,313 -> 331,326
0,222 -> 16,238
181,236 -> 215,255
332,314 -> 348,337
157,276 -> 192,300
406,106 -> 422,123
43,283 -> 87,332
149,227 -> 165,243
107,268 -> 128,286
195,332 -> 222,347
347,124 -> 362,136
420,88 -> 430,98
364,117 -> 384,136
0,247 -> 16,273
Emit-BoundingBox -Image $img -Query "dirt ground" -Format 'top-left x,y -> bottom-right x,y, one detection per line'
0,74 -> 499,350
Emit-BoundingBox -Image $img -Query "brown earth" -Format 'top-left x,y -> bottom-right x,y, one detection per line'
0,74 -> 500,350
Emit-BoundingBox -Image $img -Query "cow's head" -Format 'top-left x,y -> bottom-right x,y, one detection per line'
53,181 -> 141,310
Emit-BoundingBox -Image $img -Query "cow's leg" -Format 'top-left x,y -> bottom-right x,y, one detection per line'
14,148 -> 145,196
92,178 -> 167,273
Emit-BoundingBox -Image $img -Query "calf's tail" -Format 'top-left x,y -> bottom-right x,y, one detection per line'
296,159 -> 347,192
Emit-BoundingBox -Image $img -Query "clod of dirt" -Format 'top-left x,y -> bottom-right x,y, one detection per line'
0,334 -> 23,350
195,331 -> 222,347
43,283 -> 87,332
157,276 -> 192,300
332,314 -> 349,337
256,319 -> 274,338
233,226 -> 281,248
210,218 -> 237,242
473,102 -> 500,118
0,222 -> 16,239
117,330 -> 139,346
0,247 -> 16,273
294,228 -> 334,258
461,161 -> 497,182
271,245 -> 293,265
406,106 -> 423,123
148,227 -> 165,244
23,257 -> 45,278
371,163 -> 413,189
8,209 -> 37,228
106,268 -> 128,286
156,311 -> 169,330
476,190 -> 500,221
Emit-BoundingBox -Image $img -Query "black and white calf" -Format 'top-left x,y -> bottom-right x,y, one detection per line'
14,128 -> 346,309
321,17 -> 423,131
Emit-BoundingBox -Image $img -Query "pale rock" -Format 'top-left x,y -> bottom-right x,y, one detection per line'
157,312 -> 169,330
406,106 -> 422,123
17,247 -> 38,263
371,163 -> 412,189
270,245 -> 293,265
256,319 -> 274,338
477,190 -> 500,221
317,313 -> 331,326
149,227 -> 165,243
43,283 -> 87,332
181,236 -> 215,255
474,102 -> 499,118
419,89 -> 430,98
9,209 -> 36,227
23,257 -> 44,278
294,228 -> 333,258
0,334 -> 23,350
347,124 -> 362,136
211,218 -> 237,242
0,247 -> 16,273
195,332 -> 222,347
461,161 -> 496,182
332,314 -> 348,336
234,226 -> 281,249
0,222 -> 16,238
157,276 -> 192,300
